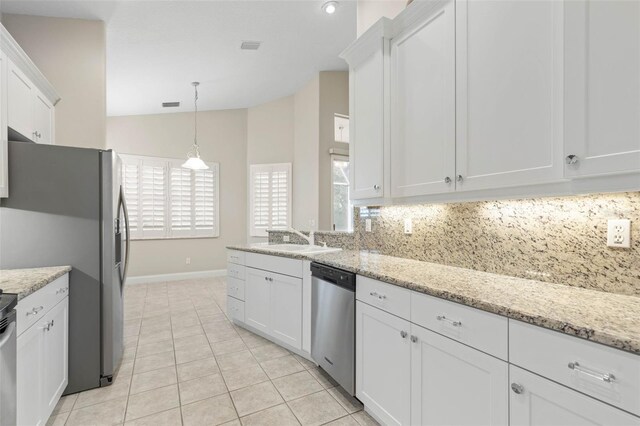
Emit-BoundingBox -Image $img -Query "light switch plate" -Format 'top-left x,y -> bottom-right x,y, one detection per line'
607,219 -> 631,248
404,218 -> 412,234
283,235 -> 290,242
365,219 -> 372,232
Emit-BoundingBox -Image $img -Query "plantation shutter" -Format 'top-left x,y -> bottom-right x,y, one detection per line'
194,164 -> 219,237
119,154 -> 219,239
169,162 -> 193,237
250,163 -> 291,237
141,160 -> 166,238
121,160 -> 141,239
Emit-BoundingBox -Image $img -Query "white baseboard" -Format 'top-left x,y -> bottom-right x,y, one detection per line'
126,269 -> 226,285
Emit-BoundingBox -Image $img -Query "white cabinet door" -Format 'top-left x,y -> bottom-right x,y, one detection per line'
17,318 -> 45,426
390,0 -> 456,197
42,298 -> 69,419
410,323 -> 508,426
510,366 -> 640,426
455,0 -> 563,191
356,301 -> 411,426
270,272 -> 302,350
0,50 -> 8,198
350,46 -> 387,200
244,267 -> 271,334
7,58 -> 34,141
564,0 -> 640,177
33,89 -> 54,145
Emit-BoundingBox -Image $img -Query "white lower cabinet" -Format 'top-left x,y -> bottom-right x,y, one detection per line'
410,323 -> 508,426
356,301 -> 411,426
17,294 -> 69,426
510,366 -> 640,426
245,266 -> 302,350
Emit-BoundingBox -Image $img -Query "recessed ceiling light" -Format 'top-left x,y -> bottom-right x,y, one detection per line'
322,1 -> 338,14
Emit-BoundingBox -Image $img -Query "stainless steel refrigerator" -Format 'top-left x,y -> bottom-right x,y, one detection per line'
0,141 -> 129,394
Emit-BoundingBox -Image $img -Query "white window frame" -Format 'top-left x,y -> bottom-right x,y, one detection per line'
330,154 -> 353,232
120,153 -> 220,240
249,163 -> 292,237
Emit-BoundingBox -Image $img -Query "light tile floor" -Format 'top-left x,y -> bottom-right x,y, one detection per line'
47,277 -> 380,426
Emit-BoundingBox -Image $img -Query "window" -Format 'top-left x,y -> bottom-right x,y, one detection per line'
250,163 -> 292,237
120,154 -> 219,240
331,155 -> 353,231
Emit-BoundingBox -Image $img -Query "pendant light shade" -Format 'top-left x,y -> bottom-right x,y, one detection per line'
182,81 -> 209,170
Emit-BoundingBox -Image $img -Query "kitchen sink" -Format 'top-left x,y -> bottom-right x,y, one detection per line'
254,243 -> 342,255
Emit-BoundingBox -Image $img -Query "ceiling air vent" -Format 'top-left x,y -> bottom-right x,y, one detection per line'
162,101 -> 180,108
241,41 -> 261,50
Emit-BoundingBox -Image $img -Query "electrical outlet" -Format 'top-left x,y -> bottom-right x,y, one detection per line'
283,235 -> 290,242
186,257 -> 191,265
607,219 -> 631,248
404,218 -> 412,234
365,219 -> 372,232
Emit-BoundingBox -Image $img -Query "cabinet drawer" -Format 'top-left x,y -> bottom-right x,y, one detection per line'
356,276 -> 411,320
510,320 -> 640,416
227,277 -> 245,301
411,292 -> 508,360
227,296 -> 245,323
227,264 -> 245,280
245,252 -> 303,278
16,274 -> 69,337
227,250 -> 246,266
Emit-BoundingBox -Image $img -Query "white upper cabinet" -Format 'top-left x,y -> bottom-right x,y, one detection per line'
0,50 -> 7,198
33,89 -> 54,145
455,0 -> 564,191
390,0 -> 456,197
341,20 -> 392,201
564,0 -> 640,178
7,58 -> 34,141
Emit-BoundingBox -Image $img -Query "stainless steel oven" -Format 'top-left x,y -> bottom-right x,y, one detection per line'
0,292 -> 17,426
310,262 -> 356,395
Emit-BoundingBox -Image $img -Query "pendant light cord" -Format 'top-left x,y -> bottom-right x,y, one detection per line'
193,83 -> 199,148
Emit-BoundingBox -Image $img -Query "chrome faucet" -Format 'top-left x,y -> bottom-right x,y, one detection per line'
288,228 -> 315,246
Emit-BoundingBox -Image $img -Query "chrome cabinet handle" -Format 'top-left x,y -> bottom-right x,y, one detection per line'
511,383 -> 524,394
369,291 -> 386,300
568,362 -> 615,383
400,331 -> 408,339
456,175 -> 463,183
410,335 -> 418,343
444,177 -> 452,184
373,184 -> 380,191
565,155 -> 579,165
26,306 -> 44,316
264,277 -> 273,282
41,320 -> 54,331
436,315 -> 462,327
56,287 -> 68,294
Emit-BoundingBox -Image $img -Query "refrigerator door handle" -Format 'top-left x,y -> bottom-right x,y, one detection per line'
119,185 -> 131,289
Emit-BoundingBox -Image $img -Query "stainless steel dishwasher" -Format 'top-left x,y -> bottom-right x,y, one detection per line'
310,262 -> 356,395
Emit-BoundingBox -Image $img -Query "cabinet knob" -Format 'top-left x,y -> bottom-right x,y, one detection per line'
456,175 -> 463,183
373,184 -> 380,191
444,177 -> 452,184
400,330 -> 408,339
511,383 -> 524,394
410,335 -> 418,343
565,155 -> 579,165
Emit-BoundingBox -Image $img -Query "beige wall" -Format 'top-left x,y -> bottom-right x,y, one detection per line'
247,95 -> 295,242
107,110 -> 248,276
2,14 -> 106,149
357,0 -> 406,36
318,72 -> 349,230
293,76 -> 320,231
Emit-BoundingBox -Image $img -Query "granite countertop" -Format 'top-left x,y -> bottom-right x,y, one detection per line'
0,266 -> 72,300
228,245 -> 640,354
228,244 -> 319,260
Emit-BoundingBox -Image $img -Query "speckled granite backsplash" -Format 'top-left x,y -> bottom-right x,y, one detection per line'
357,192 -> 640,296
268,192 -> 640,296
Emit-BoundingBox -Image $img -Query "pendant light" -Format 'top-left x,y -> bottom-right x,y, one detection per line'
182,81 -> 209,170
